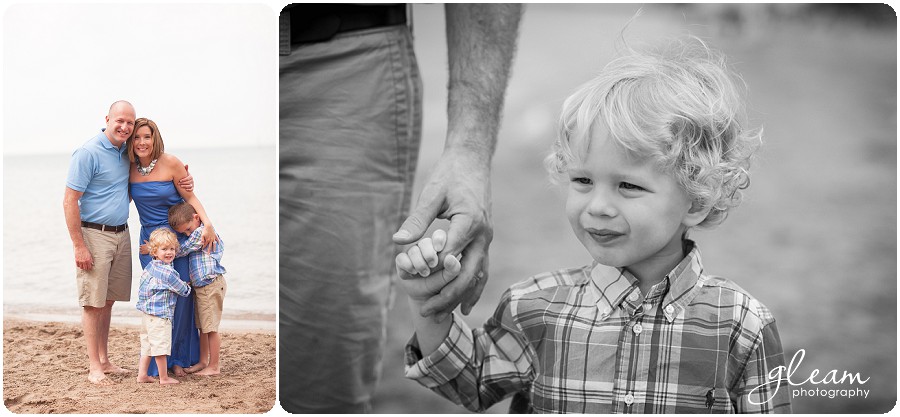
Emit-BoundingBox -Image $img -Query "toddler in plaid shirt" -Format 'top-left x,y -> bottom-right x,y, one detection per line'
397,38 -> 791,413
168,201 -> 227,376
136,228 -> 191,385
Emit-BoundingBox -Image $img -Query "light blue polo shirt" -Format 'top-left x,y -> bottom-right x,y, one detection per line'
66,129 -> 130,226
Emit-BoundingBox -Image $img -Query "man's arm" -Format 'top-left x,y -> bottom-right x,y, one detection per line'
393,4 -> 523,320
64,187 -> 93,271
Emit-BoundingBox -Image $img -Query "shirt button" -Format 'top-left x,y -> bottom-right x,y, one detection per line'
665,305 -> 675,314
632,323 -> 643,334
628,291 -> 639,302
624,393 -> 635,405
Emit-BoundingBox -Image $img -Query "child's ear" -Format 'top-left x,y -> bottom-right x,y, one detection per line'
683,200 -> 712,228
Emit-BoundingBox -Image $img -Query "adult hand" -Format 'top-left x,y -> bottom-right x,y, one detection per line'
393,148 -> 493,320
200,223 -> 218,253
396,230 -> 463,305
178,164 -> 194,192
75,244 -> 94,271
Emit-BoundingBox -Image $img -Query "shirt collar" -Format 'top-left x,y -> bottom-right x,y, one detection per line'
588,240 -> 708,322
98,128 -> 127,154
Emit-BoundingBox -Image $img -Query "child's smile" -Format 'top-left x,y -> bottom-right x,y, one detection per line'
155,245 -> 178,264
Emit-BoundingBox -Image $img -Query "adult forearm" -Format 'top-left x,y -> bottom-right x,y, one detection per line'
185,195 -> 214,229
444,4 -> 522,162
63,189 -> 86,248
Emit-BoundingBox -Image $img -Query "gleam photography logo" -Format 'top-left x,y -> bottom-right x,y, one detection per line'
749,349 -> 871,405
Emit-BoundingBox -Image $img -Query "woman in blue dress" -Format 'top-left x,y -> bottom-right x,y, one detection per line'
128,118 -> 218,378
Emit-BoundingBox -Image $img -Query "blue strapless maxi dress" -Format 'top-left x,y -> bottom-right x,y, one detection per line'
130,181 -> 200,376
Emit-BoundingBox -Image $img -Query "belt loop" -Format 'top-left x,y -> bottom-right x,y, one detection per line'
279,6 -> 291,56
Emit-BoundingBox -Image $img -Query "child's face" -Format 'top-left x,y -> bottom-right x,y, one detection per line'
565,122 -> 705,280
173,214 -> 201,235
152,244 -> 178,264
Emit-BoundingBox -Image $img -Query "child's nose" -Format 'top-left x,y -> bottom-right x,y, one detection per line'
586,190 -> 618,218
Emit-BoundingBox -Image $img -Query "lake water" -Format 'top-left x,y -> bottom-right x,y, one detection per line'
3,146 -> 276,330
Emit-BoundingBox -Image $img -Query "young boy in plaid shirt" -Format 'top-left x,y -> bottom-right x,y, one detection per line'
136,228 -> 191,385
168,201 -> 227,376
396,38 -> 791,413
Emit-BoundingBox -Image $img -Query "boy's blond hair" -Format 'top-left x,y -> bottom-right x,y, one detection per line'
148,228 -> 179,257
167,202 -> 197,229
547,37 -> 760,228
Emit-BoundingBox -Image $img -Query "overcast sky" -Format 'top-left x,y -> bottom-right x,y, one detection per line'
3,2 -> 277,155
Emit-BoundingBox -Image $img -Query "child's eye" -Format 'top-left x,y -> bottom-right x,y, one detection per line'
620,182 -> 645,191
571,177 -> 592,186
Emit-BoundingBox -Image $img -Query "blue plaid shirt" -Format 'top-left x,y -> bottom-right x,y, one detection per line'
176,224 -> 226,287
135,259 -> 191,320
405,242 -> 790,413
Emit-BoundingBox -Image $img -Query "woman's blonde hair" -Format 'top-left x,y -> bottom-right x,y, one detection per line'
546,37 -> 761,228
127,118 -> 165,163
147,228 -> 179,258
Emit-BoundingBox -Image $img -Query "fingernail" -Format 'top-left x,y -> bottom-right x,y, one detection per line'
393,230 -> 409,239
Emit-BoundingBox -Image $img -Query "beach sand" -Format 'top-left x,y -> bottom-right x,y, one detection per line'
3,319 -> 275,414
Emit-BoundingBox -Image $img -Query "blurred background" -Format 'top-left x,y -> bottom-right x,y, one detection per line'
372,4 -> 896,413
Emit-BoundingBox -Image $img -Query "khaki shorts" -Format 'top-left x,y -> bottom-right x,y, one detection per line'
140,313 -> 172,357
77,227 -> 132,308
194,275 -> 226,333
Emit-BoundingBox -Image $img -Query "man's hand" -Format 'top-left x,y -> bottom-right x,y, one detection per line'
393,149 -> 493,319
75,244 -> 94,271
178,164 -> 194,192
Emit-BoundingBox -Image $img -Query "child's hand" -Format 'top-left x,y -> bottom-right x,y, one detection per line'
396,230 -> 462,304
139,240 -> 150,255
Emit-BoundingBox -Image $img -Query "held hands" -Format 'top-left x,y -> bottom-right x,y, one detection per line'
396,230 -> 463,310
392,148 -> 493,320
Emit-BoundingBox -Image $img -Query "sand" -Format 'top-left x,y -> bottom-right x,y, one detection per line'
3,319 -> 275,414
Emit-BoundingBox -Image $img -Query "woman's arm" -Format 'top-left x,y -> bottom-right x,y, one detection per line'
166,154 -> 218,252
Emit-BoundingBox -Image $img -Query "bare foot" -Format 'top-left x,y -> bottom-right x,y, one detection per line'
136,375 -> 158,383
88,371 -> 114,385
172,365 -> 187,377
184,363 -> 207,374
195,367 -> 220,376
159,378 -> 180,385
102,363 -> 130,374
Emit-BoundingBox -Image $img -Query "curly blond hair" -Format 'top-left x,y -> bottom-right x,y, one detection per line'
148,228 -> 179,258
546,37 -> 760,228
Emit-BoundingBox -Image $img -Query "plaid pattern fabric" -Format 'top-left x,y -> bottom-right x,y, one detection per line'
405,243 -> 791,413
135,259 -> 191,320
177,225 -> 226,287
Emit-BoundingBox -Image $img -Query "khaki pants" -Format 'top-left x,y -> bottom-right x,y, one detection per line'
77,227 -> 132,307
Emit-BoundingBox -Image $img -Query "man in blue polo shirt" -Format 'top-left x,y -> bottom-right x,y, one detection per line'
63,100 -> 192,385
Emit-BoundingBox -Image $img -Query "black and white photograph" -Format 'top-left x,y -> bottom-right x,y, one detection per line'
3,3 -> 276,413
279,3 -> 896,414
